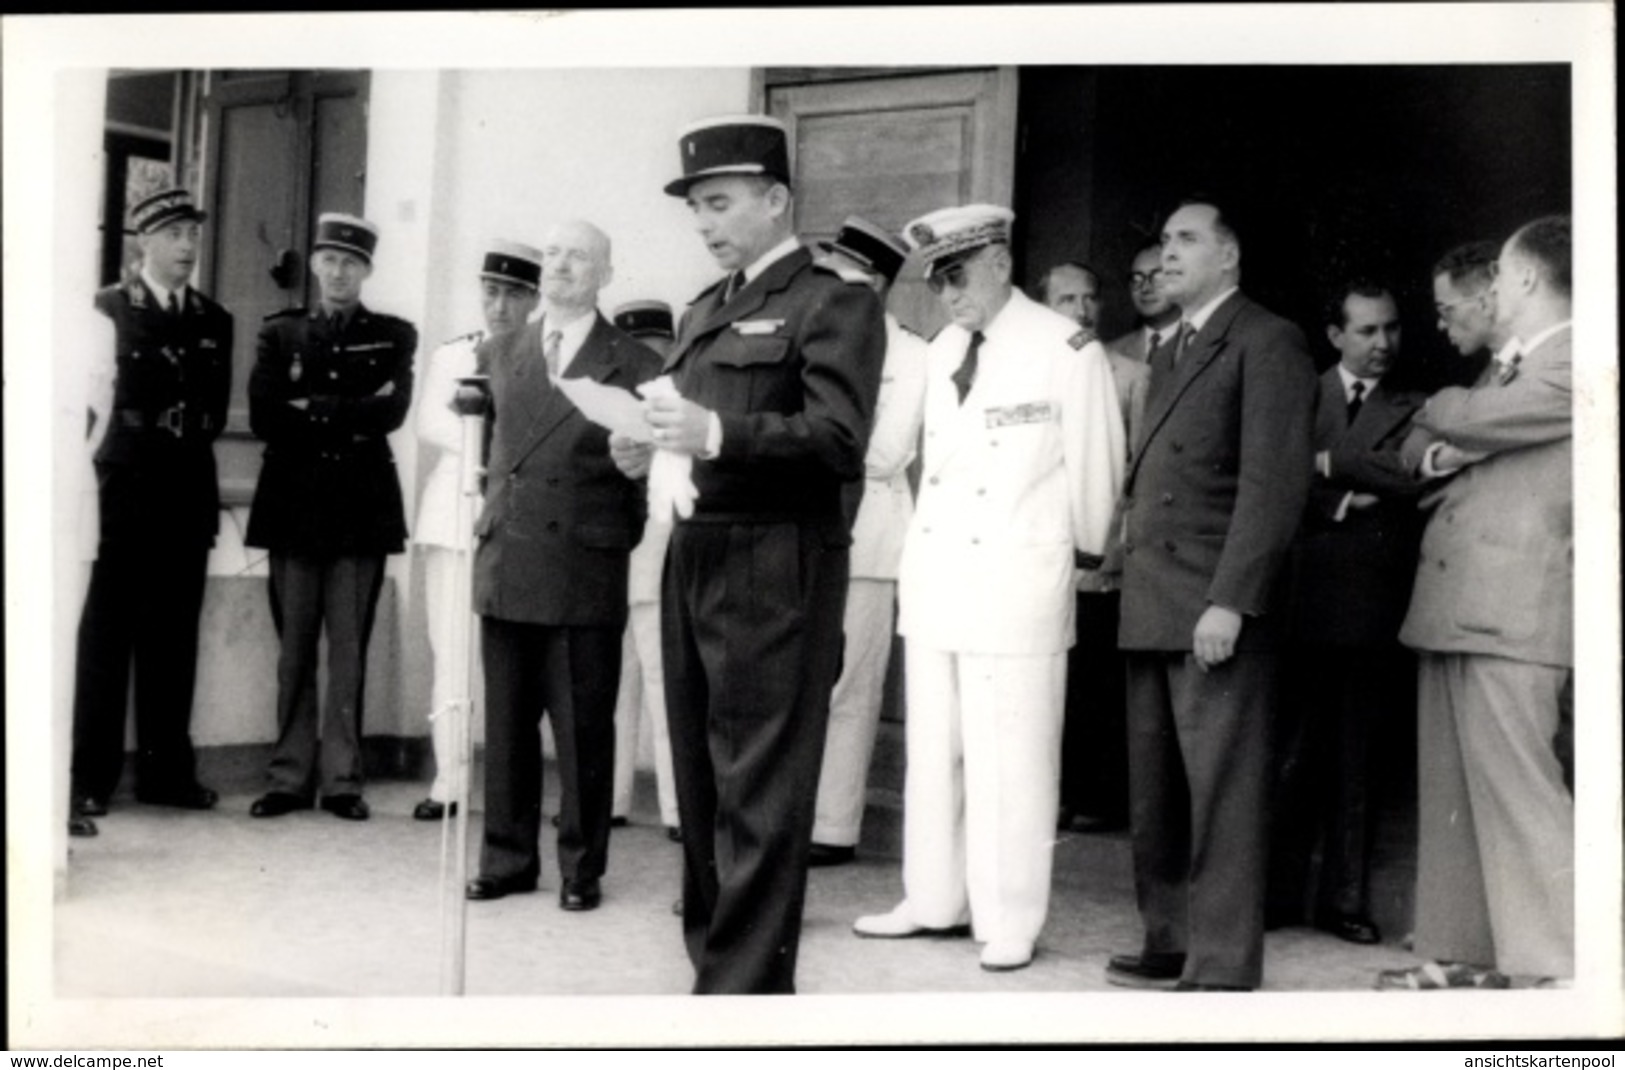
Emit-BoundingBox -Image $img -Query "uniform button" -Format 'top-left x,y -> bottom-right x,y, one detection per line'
922,526 -> 932,534
990,439 -> 1000,447
929,477 -> 940,485
1172,442 -> 1184,453
1161,493 -> 1174,505
1164,540 -> 1177,552
329,370 -> 338,378
977,487 -> 986,496
546,520 -> 560,533
971,537 -> 980,545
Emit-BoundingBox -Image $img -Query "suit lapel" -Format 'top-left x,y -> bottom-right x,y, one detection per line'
663,247 -> 811,373
508,314 -> 620,469
1347,381 -> 1420,448
1129,293 -> 1246,482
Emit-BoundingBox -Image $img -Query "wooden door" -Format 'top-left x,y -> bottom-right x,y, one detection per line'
201,70 -> 369,504
765,68 -> 1018,340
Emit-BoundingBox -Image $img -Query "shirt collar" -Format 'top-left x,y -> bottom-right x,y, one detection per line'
140,269 -> 187,311
1182,286 -> 1239,334
1336,363 -> 1381,398
540,308 -> 597,374
1514,320 -> 1572,360
740,236 -> 803,286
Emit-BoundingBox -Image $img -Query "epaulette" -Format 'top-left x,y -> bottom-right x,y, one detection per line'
812,260 -> 874,286
1067,330 -> 1091,351
265,306 -> 306,322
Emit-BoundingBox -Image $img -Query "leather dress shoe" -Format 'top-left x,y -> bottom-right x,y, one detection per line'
250,792 -> 311,818
320,794 -> 370,821
68,815 -> 99,838
1316,911 -> 1381,945
559,877 -> 602,911
1105,951 -> 1187,989
808,842 -> 855,867
413,798 -> 457,821
74,795 -> 109,818
980,940 -> 1035,972
136,783 -> 218,810
552,814 -> 628,829
853,906 -> 972,939
1174,981 -> 1252,992
466,873 -> 539,901
666,826 -> 683,843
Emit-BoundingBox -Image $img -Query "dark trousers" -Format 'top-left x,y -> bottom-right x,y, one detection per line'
478,617 -> 622,885
266,553 -> 385,798
1060,591 -> 1129,822
71,543 -> 210,802
1124,648 -> 1276,989
663,520 -> 848,995
1268,644 -> 1412,921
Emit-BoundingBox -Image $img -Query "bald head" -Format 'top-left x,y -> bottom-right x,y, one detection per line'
541,219 -> 614,316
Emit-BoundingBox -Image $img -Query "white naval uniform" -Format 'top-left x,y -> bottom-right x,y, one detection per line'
412,332 -> 485,804
892,289 -> 1126,948
611,516 -> 679,827
811,313 -> 929,847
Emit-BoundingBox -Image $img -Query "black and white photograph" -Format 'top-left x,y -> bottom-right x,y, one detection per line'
4,5 -> 1618,1049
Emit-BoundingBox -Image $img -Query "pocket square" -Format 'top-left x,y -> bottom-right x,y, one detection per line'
732,319 -> 785,336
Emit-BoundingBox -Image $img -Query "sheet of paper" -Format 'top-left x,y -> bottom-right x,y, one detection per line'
556,375 -> 652,443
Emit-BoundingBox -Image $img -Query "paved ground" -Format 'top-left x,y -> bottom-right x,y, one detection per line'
56,773 -> 1421,1006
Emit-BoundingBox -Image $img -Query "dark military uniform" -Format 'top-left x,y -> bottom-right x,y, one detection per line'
661,246 -> 885,993
245,303 -> 416,801
72,277 -> 233,806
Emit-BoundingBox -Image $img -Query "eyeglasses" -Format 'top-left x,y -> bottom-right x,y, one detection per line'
926,249 -> 987,295
1129,269 -> 1164,290
1434,291 -> 1488,320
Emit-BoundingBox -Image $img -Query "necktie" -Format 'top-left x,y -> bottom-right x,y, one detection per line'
1173,322 -> 1194,363
1347,380 -> 1366,423
952,331 -> 984,405
543,329 -> 563,379
1147,329 -> 1163,356
167,291 -> 182,318
723,271 -> 744,304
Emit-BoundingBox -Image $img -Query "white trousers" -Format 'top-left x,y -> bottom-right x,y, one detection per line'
899,643 -> 1066,947
812,579 -> 898,846
421,545 -> 480,804
611,601 -> 679,827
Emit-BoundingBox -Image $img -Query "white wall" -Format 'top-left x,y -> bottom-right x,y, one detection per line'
422,67 -> 752,347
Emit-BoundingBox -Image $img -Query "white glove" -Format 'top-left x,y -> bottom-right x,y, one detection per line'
639,375 -> 699,520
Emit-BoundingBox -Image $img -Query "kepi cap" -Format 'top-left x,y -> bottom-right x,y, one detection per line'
665,115 -> 791,198
480,239 -> 543,290
313,212 -> 380,264
816,216 -> 910,284
904,204 -> 1016,279
129,187 -> 207,235
613,299 -> 675,339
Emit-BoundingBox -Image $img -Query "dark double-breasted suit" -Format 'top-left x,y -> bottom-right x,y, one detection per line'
661,245 -> 885,994
1269,369 -> 1427,924
473,315 -> 660,888
72,277 -> 232,804
1110,290 -> 1316,989
246,303 -> 416,799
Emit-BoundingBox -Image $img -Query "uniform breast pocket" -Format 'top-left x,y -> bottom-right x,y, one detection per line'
713,335 -> 791,410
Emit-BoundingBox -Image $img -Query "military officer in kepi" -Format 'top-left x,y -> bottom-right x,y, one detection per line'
410,240 -> 543,823
70,187 -> 233,836
245,212 -> 418,823
853,204 -> 1126,972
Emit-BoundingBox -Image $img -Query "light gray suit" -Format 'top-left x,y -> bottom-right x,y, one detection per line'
1398,326 -> 1573,979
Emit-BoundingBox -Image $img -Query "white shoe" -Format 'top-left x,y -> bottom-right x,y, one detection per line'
853,906 -> 971,939
980,940 -> 1035,971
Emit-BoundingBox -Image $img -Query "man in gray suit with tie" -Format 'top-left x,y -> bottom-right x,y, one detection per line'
1380,215 -> 1574,990
1104,199 -> 1316,992
462,220 -> 661,912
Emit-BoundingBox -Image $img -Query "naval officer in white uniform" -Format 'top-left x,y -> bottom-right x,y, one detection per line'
854,204 -> 1126,971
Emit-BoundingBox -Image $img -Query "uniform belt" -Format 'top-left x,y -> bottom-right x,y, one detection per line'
115,407 -> 215,438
